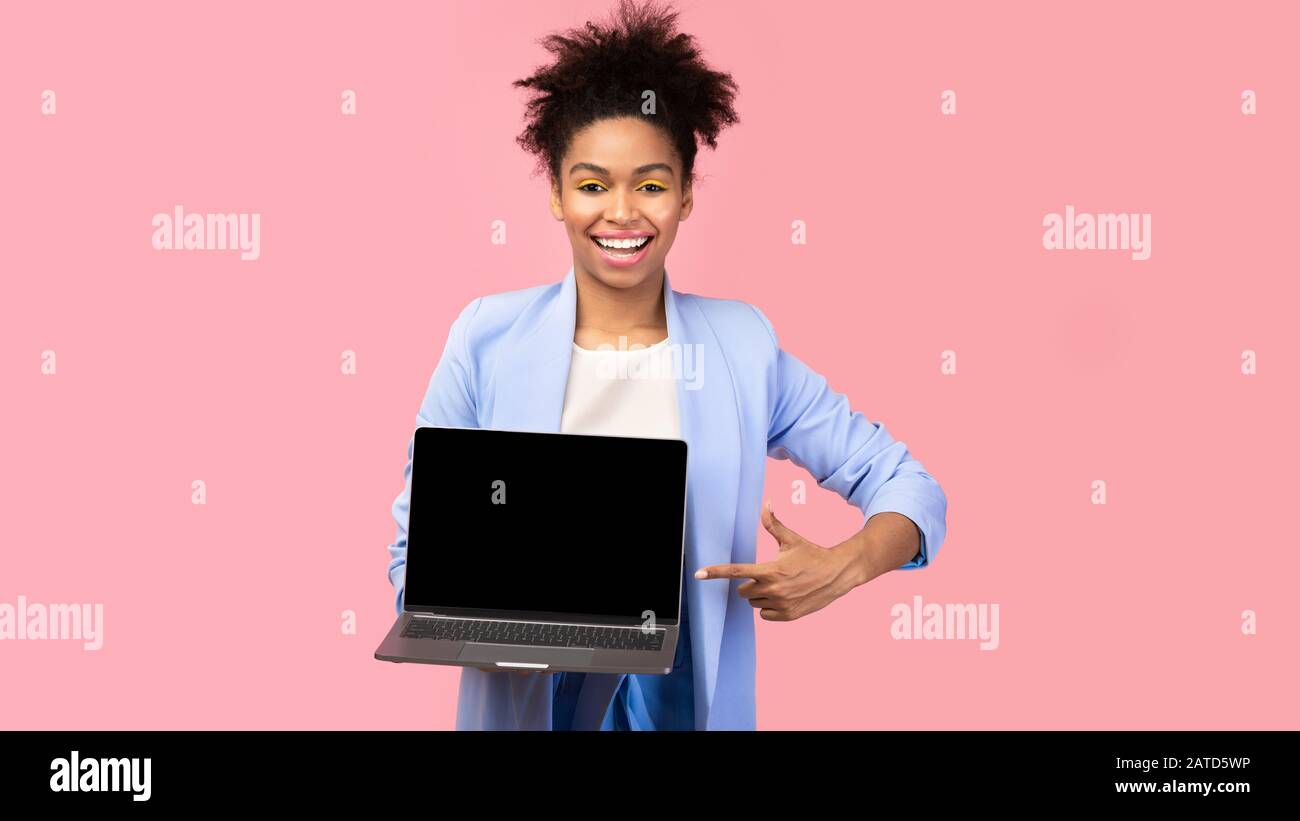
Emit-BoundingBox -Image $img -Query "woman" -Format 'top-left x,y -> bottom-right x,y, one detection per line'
386,0 -> 948,730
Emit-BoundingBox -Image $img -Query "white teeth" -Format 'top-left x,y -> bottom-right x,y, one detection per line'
594,236 -> 650,249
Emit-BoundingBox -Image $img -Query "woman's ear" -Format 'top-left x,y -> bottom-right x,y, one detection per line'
549,181 -> 564,220
679,180 -> 694,221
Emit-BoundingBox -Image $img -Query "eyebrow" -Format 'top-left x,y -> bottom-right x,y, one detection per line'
568,162 -> 675,178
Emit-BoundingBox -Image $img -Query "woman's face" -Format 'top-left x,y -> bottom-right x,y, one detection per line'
550,116 -> 693,293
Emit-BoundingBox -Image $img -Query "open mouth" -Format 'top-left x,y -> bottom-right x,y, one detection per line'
590,234 -> 654,263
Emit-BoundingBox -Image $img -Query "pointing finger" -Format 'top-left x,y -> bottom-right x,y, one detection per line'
695,562 -> 775,580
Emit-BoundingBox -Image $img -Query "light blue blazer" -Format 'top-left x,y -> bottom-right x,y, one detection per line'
387,266 -> 948,730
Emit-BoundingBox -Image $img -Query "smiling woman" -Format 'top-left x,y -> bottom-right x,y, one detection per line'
385,0 -> 948,732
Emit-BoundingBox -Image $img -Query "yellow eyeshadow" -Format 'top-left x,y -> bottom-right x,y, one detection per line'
639,180 -> 669,189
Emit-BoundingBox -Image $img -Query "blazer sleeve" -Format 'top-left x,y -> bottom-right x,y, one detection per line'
751,305 -> 947,570
386,297 -> 483,614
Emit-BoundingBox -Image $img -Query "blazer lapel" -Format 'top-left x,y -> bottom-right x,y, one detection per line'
664,269 -> 741,728
488,268 -> 576,433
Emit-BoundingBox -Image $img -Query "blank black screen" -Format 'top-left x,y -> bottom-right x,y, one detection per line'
403,427 -> 688,626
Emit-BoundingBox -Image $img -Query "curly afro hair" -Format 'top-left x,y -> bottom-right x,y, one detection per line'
512,0 -> 740,192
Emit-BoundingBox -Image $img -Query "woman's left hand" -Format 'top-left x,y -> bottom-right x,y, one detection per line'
695,501 -> 870,621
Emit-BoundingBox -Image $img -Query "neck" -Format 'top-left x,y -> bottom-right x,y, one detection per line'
574,266 -> 667,333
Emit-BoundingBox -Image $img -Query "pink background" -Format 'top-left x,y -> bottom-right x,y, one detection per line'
1,1 -> 1296,729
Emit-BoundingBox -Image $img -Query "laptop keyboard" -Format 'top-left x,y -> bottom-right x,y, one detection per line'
401,617 -> 665,651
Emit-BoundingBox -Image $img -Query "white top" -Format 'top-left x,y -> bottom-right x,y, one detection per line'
559,338 -> 682,439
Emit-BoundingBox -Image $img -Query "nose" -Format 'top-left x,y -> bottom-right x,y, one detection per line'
604,187 -> 639,225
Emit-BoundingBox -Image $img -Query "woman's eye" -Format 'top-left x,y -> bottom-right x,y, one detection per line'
579,183 -> 606,192
639,183 -> 666,192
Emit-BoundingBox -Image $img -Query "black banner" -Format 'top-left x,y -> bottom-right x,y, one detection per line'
1,730 -> 1289,807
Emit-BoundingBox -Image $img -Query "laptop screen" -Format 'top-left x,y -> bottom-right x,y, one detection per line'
403,426 -> 688,626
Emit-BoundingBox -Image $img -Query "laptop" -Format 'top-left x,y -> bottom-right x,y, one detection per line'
374,425 -> 688,675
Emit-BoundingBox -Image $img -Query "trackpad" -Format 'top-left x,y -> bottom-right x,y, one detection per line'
458,643 -> 594,668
